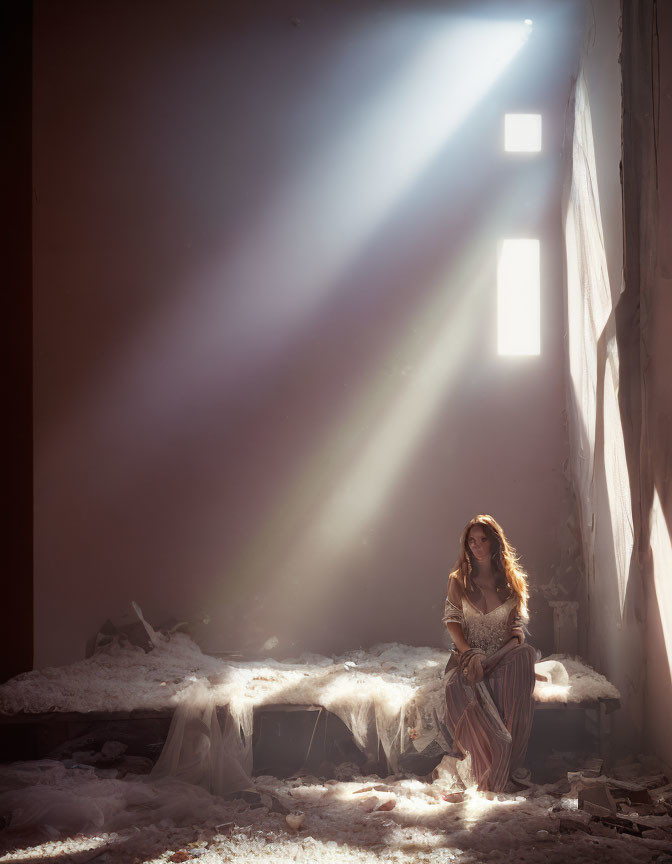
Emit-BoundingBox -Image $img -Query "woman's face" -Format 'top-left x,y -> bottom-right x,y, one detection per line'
467,525 -> 491,563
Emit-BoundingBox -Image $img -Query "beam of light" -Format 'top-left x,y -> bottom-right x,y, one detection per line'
221,164 -> 560,640
228,260 -> 482,618
260,266 -> 478,581
220,261 -> 478,616
34,13 -> 535,664
651,487 -> 672,671
497,238 -> 540,355
225,229 -> 504,621
214,15 -> 533,363
44,14 -> 532,483
504,113 -> 542,152
37,14 -> 536,657
303,288 -> 475,557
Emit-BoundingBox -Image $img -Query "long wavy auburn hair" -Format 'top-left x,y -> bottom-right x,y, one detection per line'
449,514 -> 529,619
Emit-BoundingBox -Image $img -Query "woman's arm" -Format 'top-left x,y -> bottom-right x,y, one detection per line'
442,578 -> 470,653
445,622 -> 470,654
482,636 -> 519,674
442,579 -> 484,683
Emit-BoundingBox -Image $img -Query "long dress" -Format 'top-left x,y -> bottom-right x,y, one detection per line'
442,588 -> 536,792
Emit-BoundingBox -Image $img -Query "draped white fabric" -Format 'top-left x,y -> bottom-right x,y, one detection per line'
563,71 -> 634,620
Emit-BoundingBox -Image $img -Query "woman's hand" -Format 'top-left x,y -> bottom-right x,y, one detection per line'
463,654 -> 484,684
483,635 -> 522,677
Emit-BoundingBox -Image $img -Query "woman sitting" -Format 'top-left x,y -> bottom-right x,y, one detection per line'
442,514 -> 536,792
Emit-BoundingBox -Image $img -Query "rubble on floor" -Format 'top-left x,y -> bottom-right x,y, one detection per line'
570,757 -> 672,842
1,752 -> 670,863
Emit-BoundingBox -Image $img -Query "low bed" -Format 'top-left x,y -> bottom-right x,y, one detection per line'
0,636 -> 620,785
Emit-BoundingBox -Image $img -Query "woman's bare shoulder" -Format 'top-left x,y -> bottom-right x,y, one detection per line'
447,574 -> 464,602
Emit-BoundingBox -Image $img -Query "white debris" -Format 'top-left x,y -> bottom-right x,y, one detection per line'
0,638 -> 622,810
0,755 -> 667,863
0,638 -> 619,724
533,653 -> 621,703
534,659 -> 569,686
285,811 -> 304,830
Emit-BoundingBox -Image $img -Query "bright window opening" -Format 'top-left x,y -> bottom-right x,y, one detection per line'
498,239 -> 540,355
504,113 -> 542,152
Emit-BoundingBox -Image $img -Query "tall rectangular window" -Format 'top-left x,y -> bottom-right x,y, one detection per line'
498,239 -> 540,355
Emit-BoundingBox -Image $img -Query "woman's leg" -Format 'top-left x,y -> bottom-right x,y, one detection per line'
444,669 -> 512,791
487,643 -> 537,775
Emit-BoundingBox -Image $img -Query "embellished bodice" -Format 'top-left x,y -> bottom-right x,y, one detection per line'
443,581 -> 524,658
461,596 -> 517,657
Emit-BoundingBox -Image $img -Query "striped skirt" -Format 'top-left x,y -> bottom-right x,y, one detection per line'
444,644 -> 536,792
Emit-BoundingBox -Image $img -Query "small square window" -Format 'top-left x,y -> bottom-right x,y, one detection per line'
504,114 -> 542,152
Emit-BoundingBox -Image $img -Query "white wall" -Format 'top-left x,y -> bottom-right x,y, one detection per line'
566,0 -> 672,766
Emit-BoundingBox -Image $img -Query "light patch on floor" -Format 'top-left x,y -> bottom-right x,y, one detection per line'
1,755 -> 670,863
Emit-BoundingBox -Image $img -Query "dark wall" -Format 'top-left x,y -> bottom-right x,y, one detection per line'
3,1 -> 33,681
33,0 -> 583,666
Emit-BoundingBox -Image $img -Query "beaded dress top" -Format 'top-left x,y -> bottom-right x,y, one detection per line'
461,596 -> 518,657
443,584 -> 523,658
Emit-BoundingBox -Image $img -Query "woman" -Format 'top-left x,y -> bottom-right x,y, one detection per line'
442,515 -> 536,792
